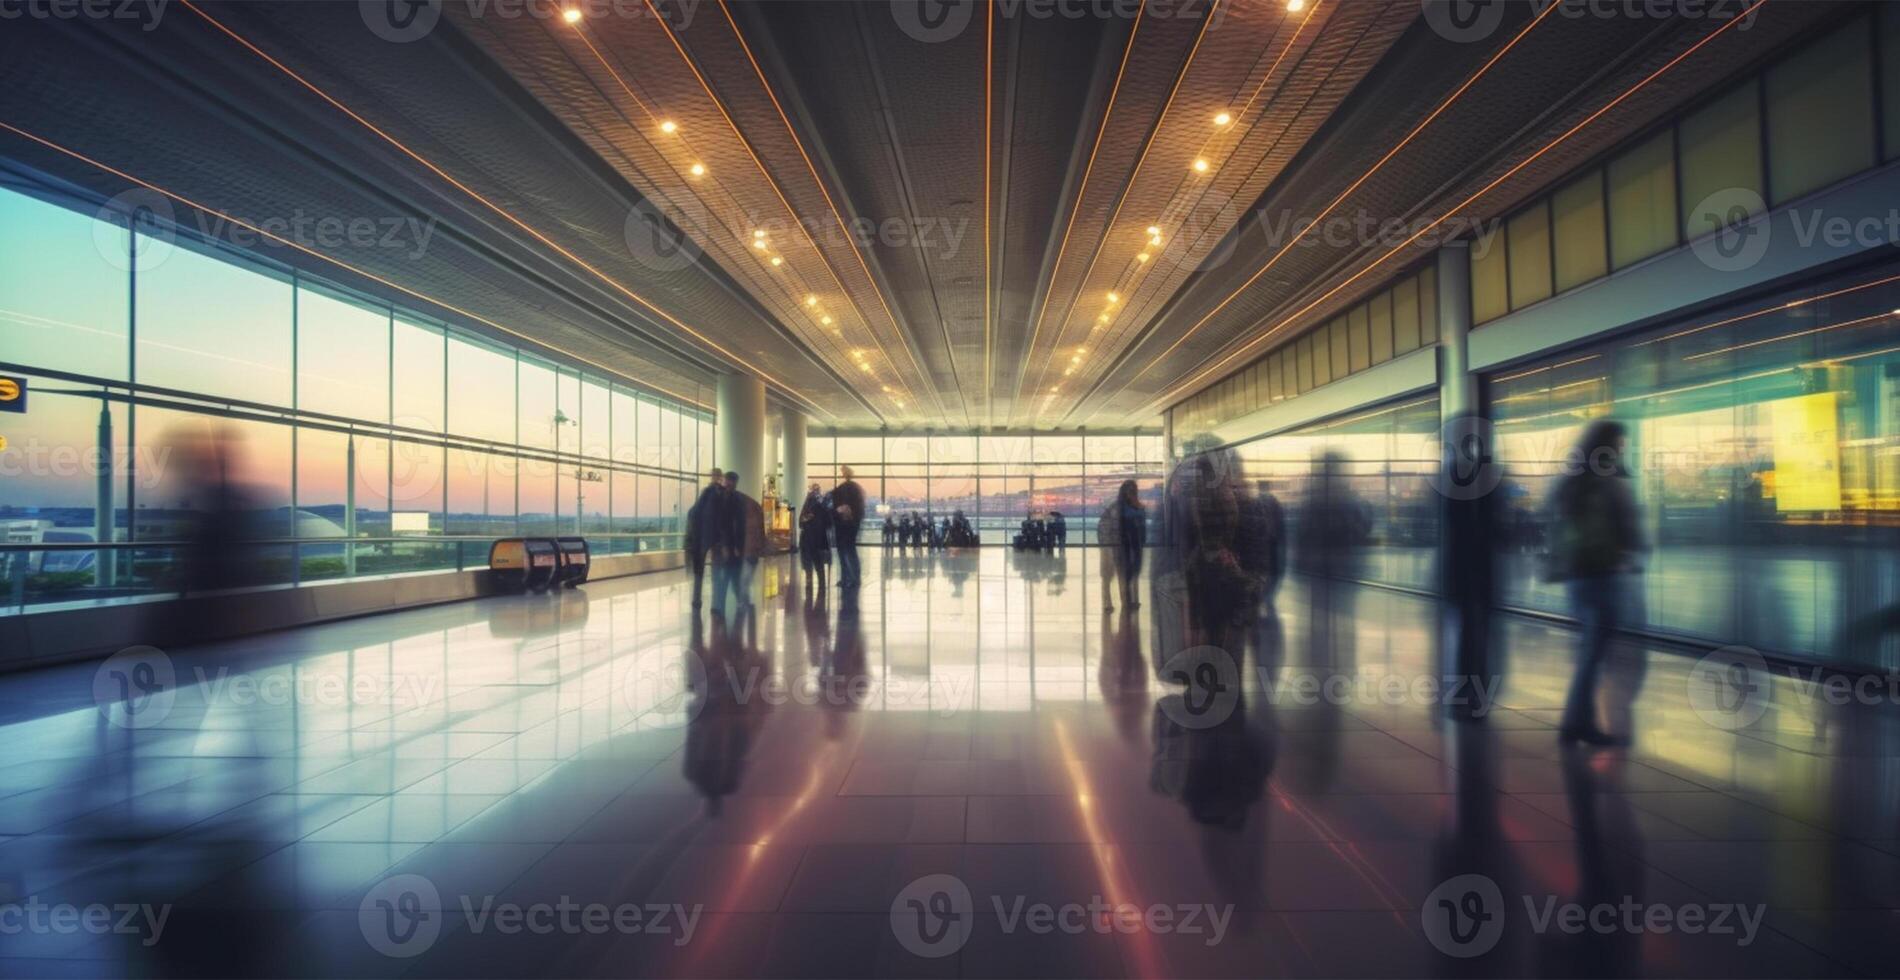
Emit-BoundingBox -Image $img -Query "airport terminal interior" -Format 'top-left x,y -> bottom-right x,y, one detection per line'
0,0 -> 1898,977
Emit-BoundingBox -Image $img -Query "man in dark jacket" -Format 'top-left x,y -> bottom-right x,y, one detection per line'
798,483 -> 832,593
684,467 -> 726,609
831,467 -> 866,589
1550,420 -> 1644,747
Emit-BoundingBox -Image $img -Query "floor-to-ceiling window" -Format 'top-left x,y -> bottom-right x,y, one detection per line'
1490,261 -> 1900,670
0,176 -> 712,612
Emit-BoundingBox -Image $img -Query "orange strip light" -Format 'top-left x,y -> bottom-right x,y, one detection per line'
175,0 -> 831,420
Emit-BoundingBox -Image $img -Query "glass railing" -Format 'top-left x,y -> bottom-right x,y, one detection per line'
0,533 -> 682,615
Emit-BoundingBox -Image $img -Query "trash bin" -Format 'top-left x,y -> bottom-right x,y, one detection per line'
555,537 -> 590,588
490,538 -> 560,593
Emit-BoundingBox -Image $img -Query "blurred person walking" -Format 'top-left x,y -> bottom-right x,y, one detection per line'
1113,480 -> 1147,609
1548,420 -> 1645,746
684,467 -> 727,610
797,482 -> 831,594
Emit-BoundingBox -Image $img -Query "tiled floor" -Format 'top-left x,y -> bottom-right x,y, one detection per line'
0,549 -> 1895,977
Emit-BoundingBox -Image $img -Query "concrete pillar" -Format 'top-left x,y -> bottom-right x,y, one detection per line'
781,409 -> 807,503
715,373 -> 767,501
1436,243 -> 1475,422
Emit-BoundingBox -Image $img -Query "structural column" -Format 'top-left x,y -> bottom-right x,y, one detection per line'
781,409 -> 807,502
1436,243 -> 1475,422
715,373 -> 767,501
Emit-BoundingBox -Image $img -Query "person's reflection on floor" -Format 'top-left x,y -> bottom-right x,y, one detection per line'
802,585 -> 831,670
821,594 -> 867,739
1428,724 -> 1525,976
1098,608 -> 1149,744
1534,746 -> 1646,978
683,611 -> 771,816
943,551 -> 975,596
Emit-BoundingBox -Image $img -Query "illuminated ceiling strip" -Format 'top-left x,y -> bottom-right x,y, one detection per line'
0,120 -> 712,412
1055,0 -> 1313,418
1009,3 -> 1145,417
1802,343 -> 1900,367
559,24 -> 890,409
175,0 -> 828,419
1084,0 -> 1563,422
1141,0 -> 1768,418
646,0 -> 934,419
1681,310 -> 1895,361
1634,271 -> 1900,347
1027,1 -> 1225,418
711,0 -> 948,422
1492,353 -> 1601,384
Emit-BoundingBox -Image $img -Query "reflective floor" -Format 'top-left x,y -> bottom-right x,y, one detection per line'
2,549 -> 1897,978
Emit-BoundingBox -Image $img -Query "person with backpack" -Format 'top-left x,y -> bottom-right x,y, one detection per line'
1548,420 -> 1646,747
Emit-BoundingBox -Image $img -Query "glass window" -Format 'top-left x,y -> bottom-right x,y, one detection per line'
1766,20 -> 1875,204
1367,291 -> 1393,365
637,397 -> 661,469
136,237 -> 293,405
517,357 -> 559,452
612,388 -> 639,469
1392,276 -> 1421,355
392,318 -> 444,432
1295,335 -> 1312,394
1679,82 -> 1765,237
1266,351 -> 1283,402
1330,318 -> 1350,381
1607,129 -> 1678,269
297,285 -> 389,423
1311,326 -> 1332,388
1884,3 -> 1900,160
447,333 -> 515,444
1470,230 -> 1510,323
0,188 -> 129,380
1347,305 -> 1371,373
518,456 -> 557,535
554,369 -> 581,457
1419,267 -> 1440,344
580,378 -> 611,461
446,449 -> 514,535
1551,171 -> 1609,292
390,439 -> 444,532
1506,201 -> 1553,310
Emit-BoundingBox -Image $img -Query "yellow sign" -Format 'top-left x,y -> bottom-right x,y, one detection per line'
0,379 -> 17,400
0,435 -> 8,452
1770,392 -> 1842,512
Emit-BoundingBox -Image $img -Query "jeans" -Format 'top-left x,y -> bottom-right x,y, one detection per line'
1563,575 -> 1623,733
836,530 -> 861,587
711,559 -> 746,616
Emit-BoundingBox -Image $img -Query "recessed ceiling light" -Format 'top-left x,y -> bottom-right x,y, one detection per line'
1192,158 -> 1210,173
881,385 -> 892,393
859,362 -> 872,373
770,256 -> 784,267
689,163 -> 706,176
1286,0 -> 1305,10
1146,225 -> 1161,236
1136,253 -> 1149,263
1097,314 -> 1109,323
562,7 -> 582,24
821,315 -> 832,325
1107,291 -> 1120,303
1049,386 -> 1060,393
805,294 -> 818,306
752,240 -> 767,250
659,120 -> 678,134
753,229 -> 766,239
1213,111 -> 1232,126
